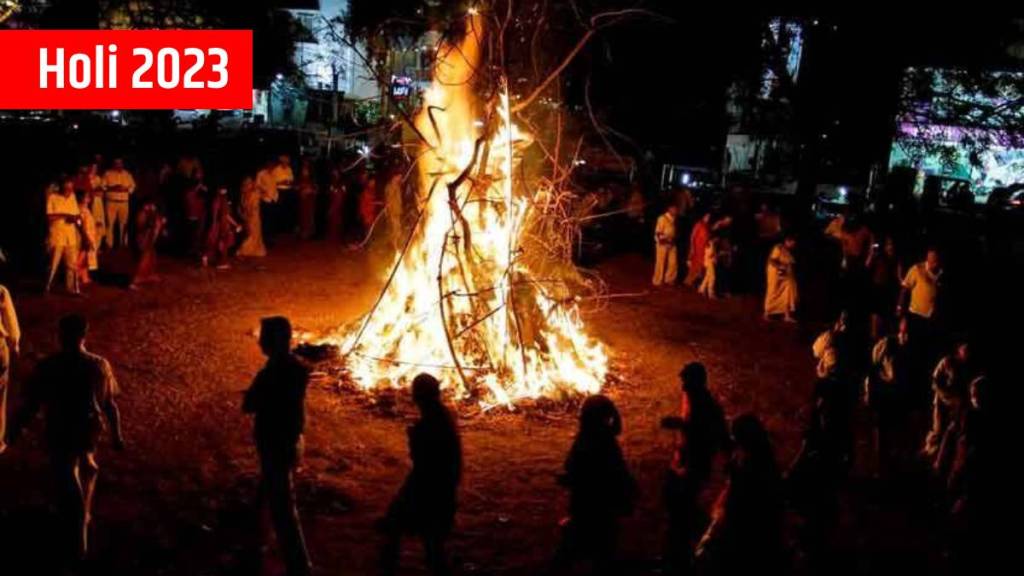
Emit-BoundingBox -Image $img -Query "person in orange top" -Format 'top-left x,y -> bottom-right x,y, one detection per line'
684,213 -> 712,287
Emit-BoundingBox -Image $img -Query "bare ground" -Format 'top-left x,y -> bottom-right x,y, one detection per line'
0,242 -> 935,575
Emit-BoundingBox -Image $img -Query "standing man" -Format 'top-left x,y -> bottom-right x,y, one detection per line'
652,205 -> 679,286
102,157 -> 136,249
243,316 -> 312,576
46,178 -> 82,295
898,248 -> 943,356
5,314 -> 125,561
0,283 -> 20,454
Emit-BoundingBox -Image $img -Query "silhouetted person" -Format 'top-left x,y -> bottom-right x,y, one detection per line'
380,373 -> 462,576
865,316 -> 916,480
787,349 -> 856,574
6,314 -> 124,561
243,316 -> 311,576
550,395 -> 636,576
660,362 -> 729,575
946,375 -> 995,574
697,414 -> 784,575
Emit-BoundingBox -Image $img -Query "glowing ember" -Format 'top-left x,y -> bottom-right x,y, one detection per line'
326,14 -> 607,408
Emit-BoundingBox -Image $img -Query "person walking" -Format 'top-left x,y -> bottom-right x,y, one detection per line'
549,395 -> 636,576
924,340 -> 974,470
0,283 -> 20,454
101,157 -> 136,249
45,178 -> 82,295
6,314 -> 125,561
203,187 -> 241,269
129,201 -> 165,290
696,414 -> 784,574
379,373 -> 462,576
653,205 -> 679,286
237,174 -> 267,257
684,213 -> 711,287
898,248 -> 943,356
243,316 -> 312,576
763,235 -> 798,322
660,362 -> 730,575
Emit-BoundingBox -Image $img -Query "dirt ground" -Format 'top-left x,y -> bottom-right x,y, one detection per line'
0,242 -> 938,575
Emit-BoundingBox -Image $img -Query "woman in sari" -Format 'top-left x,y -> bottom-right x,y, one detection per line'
764,235 -> 798,322
236,175 -> 266,257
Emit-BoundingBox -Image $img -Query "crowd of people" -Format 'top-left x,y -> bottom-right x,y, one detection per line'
34,150 -> 406,295
0,169 -> 1001,575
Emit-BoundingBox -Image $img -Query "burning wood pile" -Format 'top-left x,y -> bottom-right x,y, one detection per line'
322,13 -> 608,409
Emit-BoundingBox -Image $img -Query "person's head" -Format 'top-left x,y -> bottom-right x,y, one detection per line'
731,413 -> 773,462
680,361 -> 708,395
112,157 -> 125,171
783,234 -> 797,250
61,177 -> 75,197
954,341 -> 970,363
58,314 -> 88,351
411,372 -> 442,410
278,154 -> 290,166
969,375 -> 988,411
258,316 -> 292,358
667,204 -> 679,217
77,165 -> 90,176
578,394 -> 622,438
883,236 -> 896,256
925,248 -> 941,272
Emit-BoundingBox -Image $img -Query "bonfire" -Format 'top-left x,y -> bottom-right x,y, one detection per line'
327,13 -> 608,409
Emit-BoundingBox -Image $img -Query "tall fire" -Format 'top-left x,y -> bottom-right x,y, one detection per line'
326,13 -> 608,409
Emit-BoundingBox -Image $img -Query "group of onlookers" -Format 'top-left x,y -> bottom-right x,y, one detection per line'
37,150 -> 407,295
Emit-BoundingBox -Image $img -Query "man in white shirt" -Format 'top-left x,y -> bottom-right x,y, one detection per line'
0,283 -> 20,454
46,178 -> 82,294
102,157 -> 136,249
652,205 -> 679,286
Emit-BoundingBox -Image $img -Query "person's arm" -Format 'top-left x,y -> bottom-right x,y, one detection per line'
100,359 -> 125,449
897,267 -> 915,314
126,173 -> 136,195
0,287 -> 20,354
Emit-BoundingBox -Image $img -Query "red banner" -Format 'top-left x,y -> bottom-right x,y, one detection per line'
0,30 -> 253,110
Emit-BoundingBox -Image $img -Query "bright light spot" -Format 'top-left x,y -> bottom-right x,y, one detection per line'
111,110 -> 120,117
681,172 -> 692,185
467,6 -> 479,16
838,186 -> 848,198
275,73 -> 284,81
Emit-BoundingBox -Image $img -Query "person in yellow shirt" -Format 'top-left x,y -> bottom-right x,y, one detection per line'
0,283 -> 20,454
102,157 -> 136,249
46,178 -> 82,295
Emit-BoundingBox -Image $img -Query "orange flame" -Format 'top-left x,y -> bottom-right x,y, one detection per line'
328,15 -> 607,408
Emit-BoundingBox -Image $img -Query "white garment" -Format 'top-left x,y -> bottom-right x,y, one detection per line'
271,164 -> 294,191
102,169 -> 136,202
46,193 -> 80,248
256,168 -> 278,203
764,243 -> 797,316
